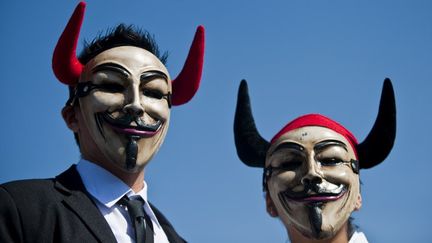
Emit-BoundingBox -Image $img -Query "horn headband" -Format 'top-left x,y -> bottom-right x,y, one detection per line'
234,78 -> 396,169
52,2 -> 205,106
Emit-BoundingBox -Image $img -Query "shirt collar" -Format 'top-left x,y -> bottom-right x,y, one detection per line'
76,159 -> 132,207
75,159 -> 161,228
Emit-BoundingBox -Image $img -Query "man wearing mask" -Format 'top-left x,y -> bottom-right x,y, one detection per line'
233,78 -> 396,243
0,2 -> 205,243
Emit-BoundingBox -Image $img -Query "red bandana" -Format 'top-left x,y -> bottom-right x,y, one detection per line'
270,114 -> 358,158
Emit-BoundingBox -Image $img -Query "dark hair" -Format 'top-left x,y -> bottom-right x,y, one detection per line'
347,217 -> 358,238
67,86 -> 81,147
78,24 -> 168,64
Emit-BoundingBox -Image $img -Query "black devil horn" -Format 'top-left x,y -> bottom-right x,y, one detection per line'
234,80 -> 270,168
357,78 -> 396,169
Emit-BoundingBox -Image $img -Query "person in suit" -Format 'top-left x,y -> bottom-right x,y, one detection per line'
0,2 -> 204,243
233,79 -> 396,243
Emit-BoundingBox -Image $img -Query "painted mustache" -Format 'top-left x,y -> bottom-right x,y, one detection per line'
102,112 -> 161,130
96,112 -> 162,138
280,183 -> 346,203
277,182 -> 347,239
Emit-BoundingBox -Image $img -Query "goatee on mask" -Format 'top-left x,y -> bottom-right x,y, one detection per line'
94,107 -> 166,170
105,113 -> 161,169
233,79 -> 396,239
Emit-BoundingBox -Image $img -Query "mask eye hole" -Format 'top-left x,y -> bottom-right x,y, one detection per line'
98,83 -> 125,93
277,160 -> 302,171
318,158 -> 344,166
269,147 -> 304,172
142,89 -> 164,99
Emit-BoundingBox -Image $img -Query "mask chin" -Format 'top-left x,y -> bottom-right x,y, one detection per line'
273,181 -> 356,240
79,107 -> 168,173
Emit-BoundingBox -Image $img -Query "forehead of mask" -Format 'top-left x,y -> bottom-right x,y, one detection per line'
267,126 -> 357,166
266,126 -> 360,238
80,46 -> 171,87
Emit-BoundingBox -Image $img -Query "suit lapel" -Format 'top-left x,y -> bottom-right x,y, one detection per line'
150,203 -> 187,243
55,166 -> 186,243
55,165 -> 117,243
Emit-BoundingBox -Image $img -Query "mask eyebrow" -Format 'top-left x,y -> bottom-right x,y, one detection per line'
92,63 -> 131,77
314,139 -> 348,153
270,142 -> 304,156
140,71 -> 168,82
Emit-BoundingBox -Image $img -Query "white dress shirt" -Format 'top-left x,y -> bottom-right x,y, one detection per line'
349,231 -> 369,243
76,159 -> 169,243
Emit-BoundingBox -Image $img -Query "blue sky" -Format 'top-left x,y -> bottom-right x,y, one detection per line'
1,0 -> 431,242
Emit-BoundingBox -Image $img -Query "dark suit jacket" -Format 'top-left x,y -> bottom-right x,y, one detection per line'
0,165 -> 186,243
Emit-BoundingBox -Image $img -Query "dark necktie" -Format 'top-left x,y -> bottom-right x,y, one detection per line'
119,196 -> 154,243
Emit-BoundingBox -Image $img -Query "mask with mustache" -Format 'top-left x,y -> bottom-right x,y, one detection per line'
266,126 -> 361,239
75,46 -> 171,173
233,79 -> 396,240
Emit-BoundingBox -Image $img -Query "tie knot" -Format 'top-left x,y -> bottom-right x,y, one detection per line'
119,196 -> 146,219
118,196 -> 154,243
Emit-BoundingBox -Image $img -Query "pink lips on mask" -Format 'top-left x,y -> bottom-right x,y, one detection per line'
282,187 -> 347,203
108,124 -> 161,137
296,190 -> 346,203
99,112 -> 162,137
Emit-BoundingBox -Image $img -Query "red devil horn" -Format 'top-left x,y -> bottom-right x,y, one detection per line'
52,2 -> 86,86
171,25 -> 205,106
